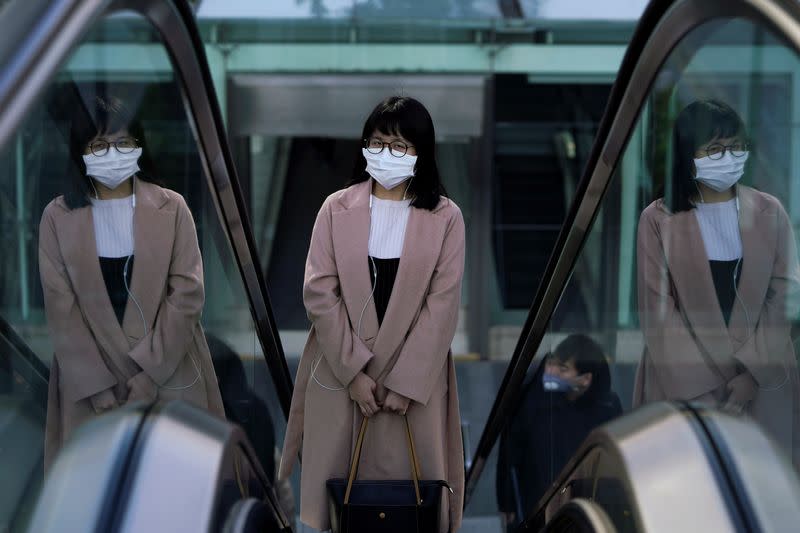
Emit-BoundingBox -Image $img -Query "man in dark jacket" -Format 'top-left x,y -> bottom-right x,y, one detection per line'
496,334 -> 622,530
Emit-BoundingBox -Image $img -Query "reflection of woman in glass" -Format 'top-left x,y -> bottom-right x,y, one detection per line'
636,99 -> 800,465
279,96 -> 465,532
39,96 -> 224,468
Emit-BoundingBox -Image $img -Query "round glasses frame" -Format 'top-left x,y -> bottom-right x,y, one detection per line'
700,142 -> 749,160
364,138 -> 414,158
88,137 -> 139,157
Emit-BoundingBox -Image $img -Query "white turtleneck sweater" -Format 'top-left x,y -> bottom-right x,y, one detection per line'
368,195 -> 411,258
694,198 -> 742,261
91,196 -> 134,257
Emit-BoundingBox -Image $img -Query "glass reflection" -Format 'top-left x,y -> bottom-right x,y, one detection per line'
494,15 -> 800,525
38,93 -> 224,468
636,98 -> 800,464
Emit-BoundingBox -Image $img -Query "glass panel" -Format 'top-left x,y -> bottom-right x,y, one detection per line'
217,11 -> 611,533
521,0 -> 648,20
196,0 -> 503,19
0,10 -> 287,531
490,15 -> 800,529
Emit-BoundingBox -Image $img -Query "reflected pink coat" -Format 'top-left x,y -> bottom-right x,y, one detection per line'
279,181 -> 465,532
39,181 -> 224,469
635,186 -> 800,466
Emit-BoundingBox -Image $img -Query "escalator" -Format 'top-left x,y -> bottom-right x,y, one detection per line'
28,401 -> 291,532
2,0 -> 800,532
467,0 -> 800,530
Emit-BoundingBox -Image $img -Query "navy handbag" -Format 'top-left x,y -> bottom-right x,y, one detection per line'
326,415 -> 452,533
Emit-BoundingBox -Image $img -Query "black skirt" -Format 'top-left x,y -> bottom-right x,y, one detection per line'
368,257 -> 400,326
99,255 -> 133,325
709,259 -> 741,325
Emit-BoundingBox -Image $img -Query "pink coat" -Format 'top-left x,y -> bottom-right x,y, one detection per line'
279,180 -> 465,532
39,181 -> 225,469
635,186 -> 800,466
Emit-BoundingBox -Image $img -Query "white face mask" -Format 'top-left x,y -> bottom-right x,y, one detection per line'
83,148 -> 142,191
362,148 -> 417,190
693,151 -> 749,193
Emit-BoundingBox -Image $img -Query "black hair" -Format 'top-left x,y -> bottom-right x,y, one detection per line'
669,99 -> 746,213
346,95 -> 446,211
551,334 -> 611,402
65,95 -> 157,210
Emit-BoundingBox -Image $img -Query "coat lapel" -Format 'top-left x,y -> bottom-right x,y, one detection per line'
331,182 -> 380,343
329,180 -> 450,382
120,181 -> 173,345
369,203 -> 447,381
727,188 -> 773,345
662,208 -> 735,373
59,202 -> 134,373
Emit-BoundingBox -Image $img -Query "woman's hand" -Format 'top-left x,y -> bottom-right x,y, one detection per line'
89,388 -> 118,414
127,372 -> 158,403
383,390 -> 411,415
724,371 -> 758,414
349,372 -> 380,417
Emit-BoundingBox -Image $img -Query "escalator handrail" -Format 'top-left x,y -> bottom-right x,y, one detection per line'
465,0 -> 800,505
0,0 -> 294,418
154,0 -> 294,418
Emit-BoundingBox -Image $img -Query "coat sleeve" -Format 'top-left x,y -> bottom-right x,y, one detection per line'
731,203 -> 800,388
383,207 -> 465,405
636,208 -> 725,399
127,196 -> 204,385
303,199 -> 375,387
39,206 -> 117,402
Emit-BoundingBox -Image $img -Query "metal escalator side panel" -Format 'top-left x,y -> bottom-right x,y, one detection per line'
116,401 -> 291,533
692,407 -> 800,533
544,499 -> 617,533
27,404 -> 150,533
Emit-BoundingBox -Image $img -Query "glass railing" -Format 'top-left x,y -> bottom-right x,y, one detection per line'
0,4 -> 291,531
480,3 -> 800,530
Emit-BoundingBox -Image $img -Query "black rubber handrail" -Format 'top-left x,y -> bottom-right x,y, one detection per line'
463,0 -> 680,503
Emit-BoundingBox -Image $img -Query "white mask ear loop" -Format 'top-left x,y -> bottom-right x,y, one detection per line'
403,177 -> 414,201
89,178 -> 100,199
694,181 -> 705,204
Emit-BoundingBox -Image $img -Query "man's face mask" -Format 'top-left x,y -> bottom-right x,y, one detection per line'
543,358 -> 591,395
542,373 -> 576,393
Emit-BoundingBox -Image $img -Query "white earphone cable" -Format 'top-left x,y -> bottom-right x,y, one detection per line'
311,191 -> 382,391
122,176 -> 201,391
730,194 -> 789,391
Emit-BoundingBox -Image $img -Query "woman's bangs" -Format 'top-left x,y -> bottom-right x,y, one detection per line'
372,113 -> 405,139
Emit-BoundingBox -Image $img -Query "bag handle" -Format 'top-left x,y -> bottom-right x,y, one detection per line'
343,415 -> 422,506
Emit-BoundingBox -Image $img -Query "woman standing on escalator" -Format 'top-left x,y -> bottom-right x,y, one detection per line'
635,99 -> 800,467
279,96 -> 466,532
39,95 -> 224,469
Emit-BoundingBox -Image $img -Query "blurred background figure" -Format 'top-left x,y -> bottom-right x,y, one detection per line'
495,334 -> 621,531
